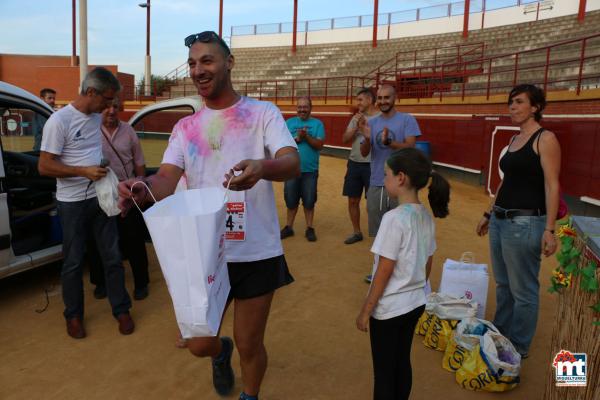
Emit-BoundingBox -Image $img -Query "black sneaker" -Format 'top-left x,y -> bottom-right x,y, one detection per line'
344,232 -> 363,244
134,286 -> 149,300
93,285 -> 107,299
305,227 -> 317,242
212,336 -> 235,396
280,225 -> 294,239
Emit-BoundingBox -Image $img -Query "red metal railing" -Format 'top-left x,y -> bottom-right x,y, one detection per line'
160,33 -> 600,103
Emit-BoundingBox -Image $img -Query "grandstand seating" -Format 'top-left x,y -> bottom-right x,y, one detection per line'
165,10 -> 600,100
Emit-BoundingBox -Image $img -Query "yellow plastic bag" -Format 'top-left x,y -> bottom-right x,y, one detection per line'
442,318 -> 498,372
455,332 -> 520,392
442,335 -> 469,372
415,311 -> 435,336
423,315 -> 459,351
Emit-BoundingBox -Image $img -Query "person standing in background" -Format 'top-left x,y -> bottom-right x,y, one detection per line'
341,88 -> 379,245
32,88 -> 56,151
89,97 -> 149,301
280,97 -> 325,242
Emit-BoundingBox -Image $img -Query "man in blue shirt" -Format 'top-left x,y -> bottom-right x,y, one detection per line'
281,97 -> 325,242
360,84 -> 421,281
360,84 -> 422,236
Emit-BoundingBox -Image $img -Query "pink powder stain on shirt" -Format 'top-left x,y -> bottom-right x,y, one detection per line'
221,101 -> 254,140
179,114 -> 212,157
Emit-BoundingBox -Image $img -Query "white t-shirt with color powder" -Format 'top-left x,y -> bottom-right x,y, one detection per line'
162,96 -> 297,263
370,203 -> 436,320
41,104 -> 103,202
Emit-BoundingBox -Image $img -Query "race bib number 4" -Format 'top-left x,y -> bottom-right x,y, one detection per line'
225,202 -> 246,241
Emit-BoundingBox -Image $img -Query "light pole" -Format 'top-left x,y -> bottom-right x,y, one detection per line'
139,0 -> 151,97
79,0 -> 88,89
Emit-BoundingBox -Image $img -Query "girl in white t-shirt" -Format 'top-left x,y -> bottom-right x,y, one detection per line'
356,148 -> 450,400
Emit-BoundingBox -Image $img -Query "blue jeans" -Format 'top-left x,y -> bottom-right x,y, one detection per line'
58,198 -> 131,319
488,214 -> 545,354
284,171 -> 318,209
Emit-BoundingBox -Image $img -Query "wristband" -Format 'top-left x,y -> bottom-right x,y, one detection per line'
483,211 -> 491,220
383,137 -> 392,146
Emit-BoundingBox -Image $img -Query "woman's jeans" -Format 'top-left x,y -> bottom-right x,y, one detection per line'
489,214 -> 545,355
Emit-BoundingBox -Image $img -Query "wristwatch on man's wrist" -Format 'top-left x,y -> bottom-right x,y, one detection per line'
383,137 -> 392,146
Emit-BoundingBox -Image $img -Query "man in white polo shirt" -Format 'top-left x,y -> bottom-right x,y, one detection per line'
38,67 -> 133,339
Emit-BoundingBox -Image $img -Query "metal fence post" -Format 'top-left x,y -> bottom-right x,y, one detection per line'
576,38 -> 587,95
543,47 -> 551,93
486,58 -> 492,99
513,53 -> 519,87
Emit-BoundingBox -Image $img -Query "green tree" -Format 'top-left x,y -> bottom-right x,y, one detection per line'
137,75 -> 175,96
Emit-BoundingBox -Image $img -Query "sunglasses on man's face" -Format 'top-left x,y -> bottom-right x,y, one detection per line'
184,31 -> 231,55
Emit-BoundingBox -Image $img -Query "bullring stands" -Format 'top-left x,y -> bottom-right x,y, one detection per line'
165,10 -> 600,101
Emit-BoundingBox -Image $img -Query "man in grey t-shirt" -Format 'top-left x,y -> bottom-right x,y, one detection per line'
38,67 -> 133,339
341,88 -> 379,244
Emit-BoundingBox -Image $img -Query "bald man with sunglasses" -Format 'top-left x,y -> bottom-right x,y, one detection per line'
118,31 -> 299,400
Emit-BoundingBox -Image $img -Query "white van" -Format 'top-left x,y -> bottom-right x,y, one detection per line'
0,81 -> 202,278
0,81 -> 61,278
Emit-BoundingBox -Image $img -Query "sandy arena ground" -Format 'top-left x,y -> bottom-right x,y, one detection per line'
0,153 -> 560,400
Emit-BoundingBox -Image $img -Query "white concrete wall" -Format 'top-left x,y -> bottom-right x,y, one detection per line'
230,0 -> 600,49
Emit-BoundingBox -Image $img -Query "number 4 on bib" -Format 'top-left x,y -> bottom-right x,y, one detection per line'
225,202 -> 246,241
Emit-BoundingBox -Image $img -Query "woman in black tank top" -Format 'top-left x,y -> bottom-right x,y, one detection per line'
475,84 -> 561,358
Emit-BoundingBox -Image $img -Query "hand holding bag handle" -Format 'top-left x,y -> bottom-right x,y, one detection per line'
130,180 -> 158,214
130,176 -> 235,214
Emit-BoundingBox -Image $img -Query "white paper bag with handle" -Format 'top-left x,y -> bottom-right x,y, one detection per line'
439,252 -> 489,319
132,182 -> 230,338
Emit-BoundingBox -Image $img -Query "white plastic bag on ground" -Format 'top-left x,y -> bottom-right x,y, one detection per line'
432,298 -> 478,320
455,331 -> 521,392
415,292 -> 456,336
442,318 -> 500,372
454,318 -> 499,350
439,252 -> 489,318
480,331 -> 521,381
423,295 -> 477,351
134,184 -> 231,338
95,167 -> 120,216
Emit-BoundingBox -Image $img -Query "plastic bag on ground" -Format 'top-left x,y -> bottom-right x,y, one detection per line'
415,292 -> 455,336
439,253 -> 489,319
455,331 -> 521,392
442,318 -> 499,372
423,297 -> 478,351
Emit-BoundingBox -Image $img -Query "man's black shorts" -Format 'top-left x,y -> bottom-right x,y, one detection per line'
342,160 -> 370,198
227,255 -> 294,300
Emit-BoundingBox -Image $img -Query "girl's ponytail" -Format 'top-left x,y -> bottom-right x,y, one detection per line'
428,170 -> 450,218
